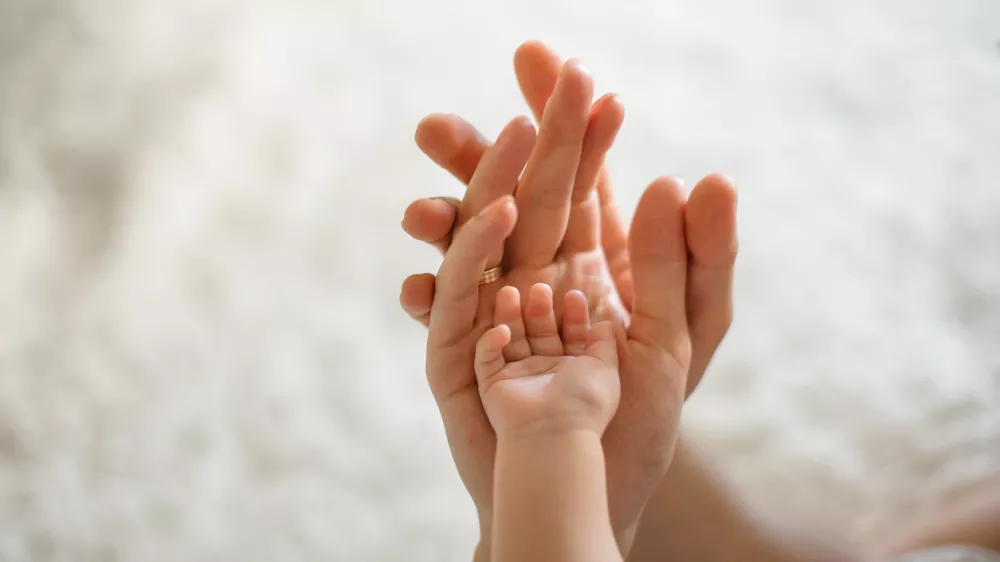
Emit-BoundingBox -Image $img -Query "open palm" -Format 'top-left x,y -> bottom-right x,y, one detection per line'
402,42 -> 738,552
475,284 -> 620,437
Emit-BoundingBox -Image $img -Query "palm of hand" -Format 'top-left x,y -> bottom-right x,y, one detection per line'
494,248 -> 627,327
489,246 -> 688,531
474,282 -> 620,439
428,249 -> 629,522
430,193 -> 690,537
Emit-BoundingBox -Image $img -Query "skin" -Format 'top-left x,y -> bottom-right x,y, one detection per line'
474,284 -> 622,561
401,40 -> 738,555
404,40 -> 1000,562
474,284 -> 620,437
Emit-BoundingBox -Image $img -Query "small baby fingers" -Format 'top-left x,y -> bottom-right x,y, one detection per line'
474,324 -> 512,385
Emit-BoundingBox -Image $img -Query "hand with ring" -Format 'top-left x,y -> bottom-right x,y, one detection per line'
400,41 -> 738,556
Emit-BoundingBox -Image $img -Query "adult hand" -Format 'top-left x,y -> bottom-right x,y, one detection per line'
402,41 -> 738,551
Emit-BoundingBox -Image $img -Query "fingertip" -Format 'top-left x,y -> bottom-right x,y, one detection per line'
586,93 -> 626,151
607,92 -> 624,115
507,114 -> 536,134
687,173 -> 739,266
477,194 -> 517,225
523,282 -> 552,313
529,282 -> 554,300
638,179 -> 687,253
481,324 -> 512,354
563,288 -> 587,310
689,173 -> 737,207
495,323 -> 512,342
400,199 -> 426,235
564,58 -> 591,80
494,286 -> 523,332
560,58 -> 595,101
562,289 -> 590,326
401,198 -> 457,242
516,39 -> 554,60
514,40 -> 563,122
707,172 -> 737,190
646,175 -> 688,203
495,116 -> 537,164
414,113 -> 453,153
400,273 -> 435,316
497,195 -> 519,233
507,115 -> 538,147
498,284 -> 520,299
593,92 -> 625,120
497,284 -> 521,308
401,272 -> 435,296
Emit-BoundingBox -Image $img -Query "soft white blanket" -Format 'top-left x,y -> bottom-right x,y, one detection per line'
1,0 -> 998,560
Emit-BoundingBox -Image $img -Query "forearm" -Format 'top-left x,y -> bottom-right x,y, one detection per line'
628,435 -> 871,562
492,430 -> 623,562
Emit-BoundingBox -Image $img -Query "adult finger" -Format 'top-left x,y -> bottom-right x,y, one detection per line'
560,93 -> 625,256
513,40 -> 563,121
402,197 -> 460,253
513,40 -> 634,298
684,173 -> 738,395
428,196 -> 518,355
627,177 -> 689,353
456,116 -> 535,222
458,117 -> 536,268
597,169 -> 634,310
415,113 -> 490,185
507,60 -> 593,268
400,273 -> 436,327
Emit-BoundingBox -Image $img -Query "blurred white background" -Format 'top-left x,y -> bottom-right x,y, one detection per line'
0,0 -> 998,560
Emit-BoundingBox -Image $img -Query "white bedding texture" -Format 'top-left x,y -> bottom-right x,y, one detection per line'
0,0 -> 998,560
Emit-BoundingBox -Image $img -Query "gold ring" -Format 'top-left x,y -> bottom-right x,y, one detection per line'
479,265 -> 503,285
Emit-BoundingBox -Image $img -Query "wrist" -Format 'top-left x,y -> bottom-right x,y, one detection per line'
496,418 -> 606,447
493,425 -> 617,561
496,427 -> 605,461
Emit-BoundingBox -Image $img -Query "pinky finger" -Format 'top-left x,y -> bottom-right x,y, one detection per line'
475,325 -> 512,385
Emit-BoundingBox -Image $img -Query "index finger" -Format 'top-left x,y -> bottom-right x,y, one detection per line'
428,196 -> 518,352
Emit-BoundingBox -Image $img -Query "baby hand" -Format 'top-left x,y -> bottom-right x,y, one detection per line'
474,283 -> 621,438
